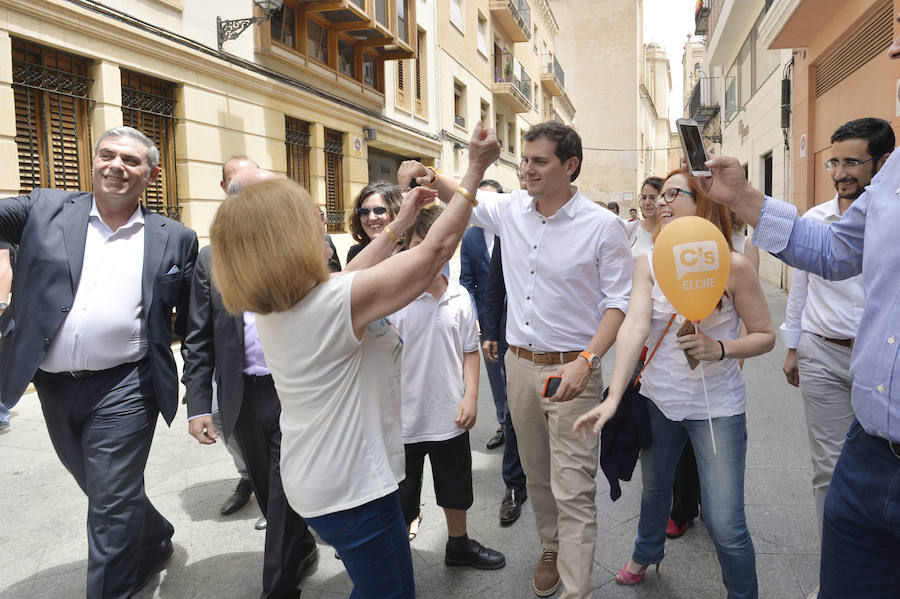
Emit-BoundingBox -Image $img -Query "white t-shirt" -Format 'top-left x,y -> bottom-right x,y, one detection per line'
629,222 -> 655,259
390,278 -> 479,443
256,273 -> 405,517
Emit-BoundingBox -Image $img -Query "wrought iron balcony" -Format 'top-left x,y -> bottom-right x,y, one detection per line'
489,0 -> 531,43
540,53 -> 564,96
686,76 -> 721,123
492,53 -> 532,113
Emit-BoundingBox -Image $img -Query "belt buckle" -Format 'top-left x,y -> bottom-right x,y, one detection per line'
530,351 -> 550,364
890,440 -> 900,460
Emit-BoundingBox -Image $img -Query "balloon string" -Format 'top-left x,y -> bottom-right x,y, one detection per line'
695,322 -> 718,454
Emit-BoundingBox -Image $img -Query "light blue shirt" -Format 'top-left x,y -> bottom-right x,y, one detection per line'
753,150 -> 900,443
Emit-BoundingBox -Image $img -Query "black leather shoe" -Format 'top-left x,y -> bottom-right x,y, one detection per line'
445,537 -> 506,570
486,428 -> 505,449
220,478 -> 253,515
133,540 -> 174,594
499,487 -> 527,527
295,545 -> 319,584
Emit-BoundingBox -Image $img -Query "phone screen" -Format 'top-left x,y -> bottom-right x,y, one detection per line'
678,122 -> 709,174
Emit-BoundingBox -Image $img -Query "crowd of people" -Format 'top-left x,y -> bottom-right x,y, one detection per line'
1,28 -> 900,599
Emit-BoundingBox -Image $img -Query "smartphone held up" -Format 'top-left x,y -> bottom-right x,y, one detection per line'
677,118 -> 711,177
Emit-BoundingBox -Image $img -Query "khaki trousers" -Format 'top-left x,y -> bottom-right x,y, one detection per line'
797,331 -> 855,538
505,350 -> 603,599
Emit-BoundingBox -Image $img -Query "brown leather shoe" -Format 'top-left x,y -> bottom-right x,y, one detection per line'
533,550 -> 560,597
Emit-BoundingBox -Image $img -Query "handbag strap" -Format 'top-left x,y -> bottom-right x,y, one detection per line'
633,313 -> 677,387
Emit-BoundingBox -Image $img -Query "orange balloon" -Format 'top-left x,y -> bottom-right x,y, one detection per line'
652,216 -> 731,321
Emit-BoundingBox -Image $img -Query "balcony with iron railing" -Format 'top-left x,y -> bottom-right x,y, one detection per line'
685,76 -> 721,123
492,53 -> 532,113
489,0 -> 531,43
540,53 -> 565,96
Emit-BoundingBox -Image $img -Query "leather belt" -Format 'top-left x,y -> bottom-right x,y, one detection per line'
242,373 -> 273,384
814,334 -> 853,348
508,345 -> 581,365
42,359 -> 145,380
871,433 -> 900,460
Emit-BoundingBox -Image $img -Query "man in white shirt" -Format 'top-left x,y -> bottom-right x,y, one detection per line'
780,118 -> 893,549
0,127 -> 197,598
400,121 -> 633,599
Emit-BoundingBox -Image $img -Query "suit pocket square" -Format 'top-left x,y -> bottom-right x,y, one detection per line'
166,265 -> 180,275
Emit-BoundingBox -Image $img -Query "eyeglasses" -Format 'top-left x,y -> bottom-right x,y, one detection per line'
357,206 -> 388,218
318,209 -> 327,224
823,155 -> 883,171
660,188 -> 694,203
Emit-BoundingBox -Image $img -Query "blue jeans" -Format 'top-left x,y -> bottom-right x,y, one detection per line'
819,419 -> 900,598
634,401 -> 757,599
305,492 -> 414,599
0,402 -> 9,425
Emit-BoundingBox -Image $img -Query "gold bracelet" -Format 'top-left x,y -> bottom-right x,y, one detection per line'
383,225 -> 402,245
424,166 -> 438,187
456,185 -> 478,207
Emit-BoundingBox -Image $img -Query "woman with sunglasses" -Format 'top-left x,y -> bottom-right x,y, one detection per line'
574,169 -> 775,599
347,182 -> 403,264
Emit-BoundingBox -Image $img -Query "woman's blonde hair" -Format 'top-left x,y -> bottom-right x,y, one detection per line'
210,178 -> 329,314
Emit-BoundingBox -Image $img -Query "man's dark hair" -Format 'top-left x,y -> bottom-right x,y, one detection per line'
607,201 -> 620,214
478,179 -> 504,193
524,121 -> 583,182
831,118 -> 895,161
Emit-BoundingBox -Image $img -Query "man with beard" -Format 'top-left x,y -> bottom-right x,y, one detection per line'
779,117 -> 892,599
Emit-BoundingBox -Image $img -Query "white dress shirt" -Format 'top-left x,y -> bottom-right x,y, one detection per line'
482,228 -> 494,259
471,188 -> 633,351
780,196 -> 865,348
42,200 -> 147,373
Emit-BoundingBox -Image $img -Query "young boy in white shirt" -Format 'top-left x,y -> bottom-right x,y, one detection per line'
391,207 -> 506,570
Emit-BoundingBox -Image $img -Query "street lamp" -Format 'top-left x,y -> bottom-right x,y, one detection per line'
217,0 -> 284,52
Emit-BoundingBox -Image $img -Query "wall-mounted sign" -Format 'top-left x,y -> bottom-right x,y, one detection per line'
352,136 -> 364,158
799,133 -> 807,159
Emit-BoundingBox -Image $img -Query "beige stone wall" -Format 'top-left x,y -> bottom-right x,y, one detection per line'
553,0 -> 641,204
0,0 -> 440,245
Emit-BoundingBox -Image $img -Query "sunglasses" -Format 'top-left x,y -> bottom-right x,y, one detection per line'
358,206 -> 388,217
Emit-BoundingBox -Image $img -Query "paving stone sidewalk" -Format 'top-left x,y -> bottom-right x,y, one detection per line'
0,281 -> 820,598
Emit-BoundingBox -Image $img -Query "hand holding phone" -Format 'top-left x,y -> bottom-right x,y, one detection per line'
542,375 -> 562,398
677,118 -> 711,177
677,320 -> 700,370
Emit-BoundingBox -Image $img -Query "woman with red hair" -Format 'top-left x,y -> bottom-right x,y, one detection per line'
574,170 -> 775,599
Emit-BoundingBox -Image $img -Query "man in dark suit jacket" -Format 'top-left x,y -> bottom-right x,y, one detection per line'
0,126 -> 197,598
460,180 -> 507,452
182,168 -> 317,599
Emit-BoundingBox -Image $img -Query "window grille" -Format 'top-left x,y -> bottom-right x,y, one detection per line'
121,70 -> 179,220
285,116 -> 311,193
324,129 -> 344,233
12,39 -> 92,194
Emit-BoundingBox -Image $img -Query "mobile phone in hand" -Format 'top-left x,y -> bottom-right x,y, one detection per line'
542,375 -> 562,398
677,320 -> 700,370
677,118 -> 711,177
